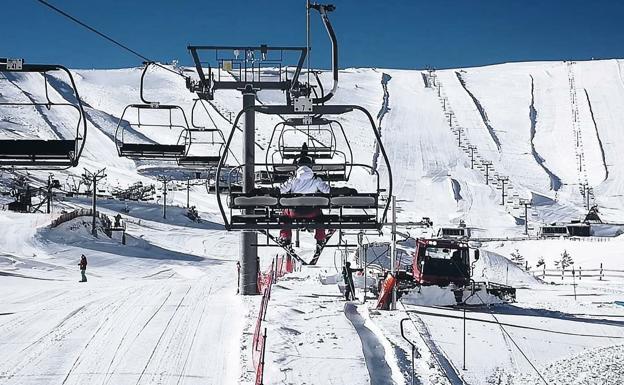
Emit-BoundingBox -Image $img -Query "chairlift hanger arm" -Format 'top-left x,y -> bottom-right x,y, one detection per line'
140,62 -> 157,105
308,3 -> 338,104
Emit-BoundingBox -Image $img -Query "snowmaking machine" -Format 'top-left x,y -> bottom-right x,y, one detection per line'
376,238 -> 516,309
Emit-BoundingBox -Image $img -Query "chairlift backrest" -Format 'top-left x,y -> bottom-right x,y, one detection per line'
0,59 -> 87,169
115,62 -> 191,160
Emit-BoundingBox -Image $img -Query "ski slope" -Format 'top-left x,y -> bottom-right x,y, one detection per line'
0,207 -> 243,385
3,59 -> 624,385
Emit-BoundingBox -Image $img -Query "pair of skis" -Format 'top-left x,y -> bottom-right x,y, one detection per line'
265,229 -> 336,266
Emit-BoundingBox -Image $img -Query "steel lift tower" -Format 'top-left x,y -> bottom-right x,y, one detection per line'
187,3 -> 341,294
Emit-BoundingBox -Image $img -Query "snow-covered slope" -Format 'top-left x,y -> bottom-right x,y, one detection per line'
4,59 -> 624,385
4,59 -> 623,233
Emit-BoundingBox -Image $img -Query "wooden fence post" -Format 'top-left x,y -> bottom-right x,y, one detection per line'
542,265 -> 546,279
579,266 -> 582,280
600,263 -> 603,281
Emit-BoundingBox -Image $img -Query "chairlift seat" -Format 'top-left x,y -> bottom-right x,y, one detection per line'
270,163 -> 348,183
227,191 -> 380,230
177,155 -> 221,165
279,195 -> 330,208
232,195 -> 279,207
330,194 -> 377,208
118,143 -> 186,158
336,214 -> 376,222
232,214 -> 270,223
0,139 -> 76,158
281,146 -> 334,159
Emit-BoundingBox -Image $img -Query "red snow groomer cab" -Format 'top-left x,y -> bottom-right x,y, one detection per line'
412,238 -> 472,287
376,238 -> 516,309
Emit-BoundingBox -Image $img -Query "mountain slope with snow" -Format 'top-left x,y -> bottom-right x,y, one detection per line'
4,59 -> 623,232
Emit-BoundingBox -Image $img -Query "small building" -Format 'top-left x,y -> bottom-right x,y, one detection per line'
539,221 -> 591,238
567,222 -> 591,237
436,222 -> 471,239
539,224 -> 569,238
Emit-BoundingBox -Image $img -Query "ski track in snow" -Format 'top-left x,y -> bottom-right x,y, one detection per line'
583,89 -> 609,182
455,71 -> 502,151
2,73 -> 66,140
372,72 -> 391,173
344,303 -> 395,385
529,75 -> 562,191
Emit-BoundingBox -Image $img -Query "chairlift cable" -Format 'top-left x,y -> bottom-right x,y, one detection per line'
35,0 -> 185,79
445,257 -> 549,384
472,291 -> 549,384
196,99 -> 242,165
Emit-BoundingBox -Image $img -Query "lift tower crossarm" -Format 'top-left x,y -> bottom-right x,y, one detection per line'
186,46 -> 307,101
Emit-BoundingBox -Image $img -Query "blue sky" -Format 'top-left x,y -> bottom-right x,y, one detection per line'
4,0 -> 624,70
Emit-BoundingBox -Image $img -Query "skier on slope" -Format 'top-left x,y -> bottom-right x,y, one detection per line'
277,154 -> 329,255
78,254 -> 88,282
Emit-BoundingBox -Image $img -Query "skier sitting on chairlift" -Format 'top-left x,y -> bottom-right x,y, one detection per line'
294,142 -> 313,165
278,154 -> 329,254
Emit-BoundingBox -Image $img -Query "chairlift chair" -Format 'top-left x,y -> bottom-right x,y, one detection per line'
0,58 -> 87,169
177,99 -> 227,167
115,62 -> 190,160
215,104 -> 393,232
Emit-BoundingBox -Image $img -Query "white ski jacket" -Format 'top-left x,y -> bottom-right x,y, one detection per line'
279,166 -> 330,194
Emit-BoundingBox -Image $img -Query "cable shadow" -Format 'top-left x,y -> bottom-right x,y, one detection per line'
467,303 -> 624,328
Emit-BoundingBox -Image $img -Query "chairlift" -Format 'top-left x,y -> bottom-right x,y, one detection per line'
263,117 -> 353,183
215,104 -> 393,232
177,99 -> 227,167
0,58 -> 87,169
115,62 -> 190,160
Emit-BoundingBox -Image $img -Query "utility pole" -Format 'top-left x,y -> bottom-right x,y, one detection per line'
240,85 -> 259,295
82,168 -> 107,237
520,198 -> 532,235
482,161 -> 493,185
358,232 -> 365,303
46,174 -> 53,214
467,145 -> 477,169
448,111 -> 454,126
580,182 -> 592,209
497,176 -> 509,205
156,175 -> 173,219
186,172 -> 203,208
391,196 -> 397,310
186,178 -> 191,208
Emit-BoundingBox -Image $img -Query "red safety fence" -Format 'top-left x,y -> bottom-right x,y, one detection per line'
252,254 -> 300,385
275,254 -> 299,278
254,328 -> 267,385
257,260 -> 275,294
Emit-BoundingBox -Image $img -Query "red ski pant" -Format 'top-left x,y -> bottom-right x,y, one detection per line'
279,208 -> 326,241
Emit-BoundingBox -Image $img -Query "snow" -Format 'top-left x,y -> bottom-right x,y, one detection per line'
3,58 -> 624,384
